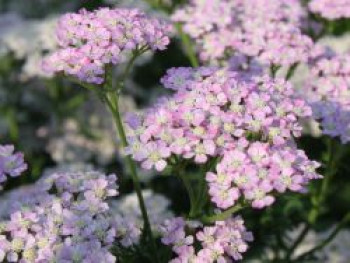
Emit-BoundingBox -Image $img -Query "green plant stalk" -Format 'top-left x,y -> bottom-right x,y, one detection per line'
193,158 -> 218,217
104,91 -> 159,263
285,63 -> 299,80
192,170 -> 207,217
7,108 -> 19,142
201,203 -> 244,223
270,64 -> 281,78
179,172 -> 197,218
175,23 -> 200,68
65,47 -> 159,260
172,158 -> 197,218
309,138 -> 338,225
101,56 -> 159,261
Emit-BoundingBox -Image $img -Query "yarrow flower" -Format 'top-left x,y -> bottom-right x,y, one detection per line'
0,167 -> 175,262
42,8 -> 171,84
172,0 -> 313,67
125,67 -> 321,210
109,190 -> 174,247
0,170 -> 119,262
0,145 -> 27,187
126,68 -> 313,168
207,143 -> 321,209
159,216 -> 253,262
303,53 -> 350,143
309,0 -> 350,20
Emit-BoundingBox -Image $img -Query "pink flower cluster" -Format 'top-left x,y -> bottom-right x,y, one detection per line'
172,0 -> 313,67
109,190 -> 174,247
309,0 -> 350,20
0,171 -> 118,262
126,67 -> 312,169
43,8 -> 171,84
0,145 -> 27,187
125,68 -> 321,209
304,53 -> 350,143
160,216 -> 253,262
207,143 -> 321,209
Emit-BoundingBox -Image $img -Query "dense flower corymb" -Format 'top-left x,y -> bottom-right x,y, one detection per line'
309,0 -> 350,20
160,216 -> 253,262
207,142 -> 321,209
172,0 -> 313,67
0,170 -> 119,262
125,67 -> 321,209
109,190 -> 174,247
126,68 -> 313,170
303,53 -> 350,143
43,8 -> 171,84
0,145 -> 27,187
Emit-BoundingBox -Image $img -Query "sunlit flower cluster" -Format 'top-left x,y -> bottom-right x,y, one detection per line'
309,0 -> 350,20
109,190 -> 174,247
125,68 -> 321,210
172,0 -> 313,67
43,7 -> 171,84
0,145 -> 27,187
160,216 -> 253,262
125,68 -> 313,170
0,171 -> 118,262
207,143 -> 320,209
304,53 -> 350,143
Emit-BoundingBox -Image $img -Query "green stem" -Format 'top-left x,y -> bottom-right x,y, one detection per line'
143,0 -> 173,14
285,63 -> 298,80
172,157 -> 199,218
294,212 -> 350,262
308,138 -> 338,225
201,204 -> 244,223
179,172 -> 197,218
105,91 -> 159,263
66,47 -> 159,261
193,158 -> 218,217
102,52 -> 159,262
193,169 -> 207,216
116,50 -> 144,90
270,64 -> 281,78
6,108 -> 19,142
175,23 -> 199,68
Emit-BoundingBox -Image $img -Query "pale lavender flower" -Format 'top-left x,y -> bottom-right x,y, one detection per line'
303,53 -> 350,143
173,0 -> 313,67
160,216 -> 253,262
126,68 -> 315,174
43,8 -> 172,84
309,0 -> 350,20
0,170 -> 120,262
0,145 -> 27,186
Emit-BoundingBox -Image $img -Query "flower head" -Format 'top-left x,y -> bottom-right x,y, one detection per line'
0,170 -> 119,262
309,0 -> 350,20
303,53 -> 350,143
0,145 -> 27,186
173,0 -> 312,67
126,68 -> 313,172
43,8 -> 171,84
160,216 -> 253,262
